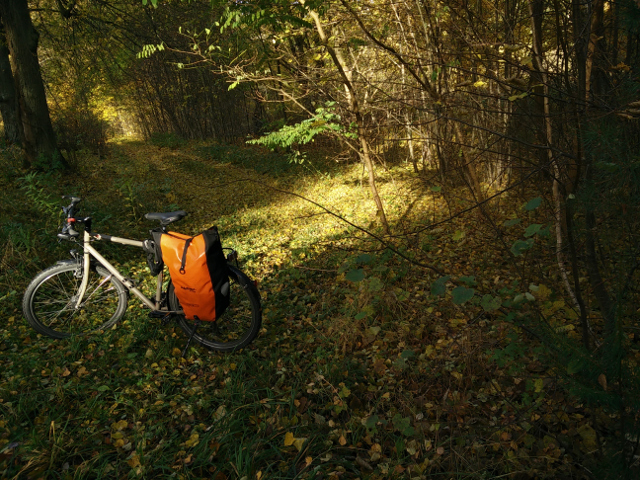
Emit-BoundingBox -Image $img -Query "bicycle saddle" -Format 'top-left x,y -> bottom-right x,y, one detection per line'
145,211 -> 187,225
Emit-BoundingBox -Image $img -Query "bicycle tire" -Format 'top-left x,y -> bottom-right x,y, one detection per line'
169,264 -> 262,352
23,262 -> 128,339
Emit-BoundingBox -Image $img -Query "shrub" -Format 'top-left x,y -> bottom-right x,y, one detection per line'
52,107 -> 109,159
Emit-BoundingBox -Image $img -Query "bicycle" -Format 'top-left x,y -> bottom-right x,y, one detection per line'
22,195 -> 262,353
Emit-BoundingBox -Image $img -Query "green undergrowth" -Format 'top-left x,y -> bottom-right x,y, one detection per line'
0,140 -> 623,479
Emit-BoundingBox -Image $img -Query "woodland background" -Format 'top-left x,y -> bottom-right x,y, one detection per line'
2,0 -> 640,478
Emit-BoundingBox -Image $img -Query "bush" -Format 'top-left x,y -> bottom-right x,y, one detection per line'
148,132 -> 186,149
52,107 -> 109,158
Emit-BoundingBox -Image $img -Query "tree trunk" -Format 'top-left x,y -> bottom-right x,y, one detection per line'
0,24 -> 23,149
0,0 -> 65,169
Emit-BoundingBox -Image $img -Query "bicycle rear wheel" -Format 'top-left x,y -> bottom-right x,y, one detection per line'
23,262 -> 128,339
169,264 -> 262,352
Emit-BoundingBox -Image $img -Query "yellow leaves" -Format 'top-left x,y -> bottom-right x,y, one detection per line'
171,348 -> 182,357
405,439 -> 418,455
369,443 -> 382,462
183,432 -> 199,448
76,366 -> 88,377
284,432 -> 307,451
534,378 -> 544,393
292,438 -> 306,451
577,424 -> 598,452
112,419 -> 128,431
284,432 -> 294,446
473,80 -> 487,88
61,367 -> 71,377
127,454 -> 141,468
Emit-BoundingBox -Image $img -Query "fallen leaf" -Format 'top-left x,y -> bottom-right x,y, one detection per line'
127,454 -> 140,468
356,456 -> 373,471
292,437 -> 306,451
598,373 -> 607,391
112,420 -> 128,431
284,432 -> 294,447
184,432 -> 199,448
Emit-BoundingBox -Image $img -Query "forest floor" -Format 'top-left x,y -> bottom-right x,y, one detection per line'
0,138 -> 611,479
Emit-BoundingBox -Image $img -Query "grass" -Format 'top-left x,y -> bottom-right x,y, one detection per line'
0,138 -> 625,479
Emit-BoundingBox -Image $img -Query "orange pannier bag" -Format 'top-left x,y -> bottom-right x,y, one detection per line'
155,227 -> 230,321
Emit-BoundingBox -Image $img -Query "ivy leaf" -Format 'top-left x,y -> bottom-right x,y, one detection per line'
345,269 -> 365,282
400,349 -> 415,359
511,238 -> 534,256
480,294 -> 502,312
431,276 -> 450,296
524,197 -> 542,211
524,224 -> 543,237
367,277 -> 384,292
364,415 -> 379,433
452,286 -> 475,304
355,254 -> 372,264
458,276 -> 477,286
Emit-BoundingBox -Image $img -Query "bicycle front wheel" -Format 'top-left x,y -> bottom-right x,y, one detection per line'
169,264 -> 262,352
23,262 -> 128,339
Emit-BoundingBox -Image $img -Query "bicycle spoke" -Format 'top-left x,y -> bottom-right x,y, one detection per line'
26,264 -> 126,336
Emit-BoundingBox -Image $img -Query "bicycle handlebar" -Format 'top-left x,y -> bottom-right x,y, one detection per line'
62,195 -> 81,218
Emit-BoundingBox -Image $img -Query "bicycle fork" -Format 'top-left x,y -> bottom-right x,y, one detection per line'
74,231 -> 92,308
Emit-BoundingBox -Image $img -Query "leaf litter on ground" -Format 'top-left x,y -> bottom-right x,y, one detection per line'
0,139 -> 607,479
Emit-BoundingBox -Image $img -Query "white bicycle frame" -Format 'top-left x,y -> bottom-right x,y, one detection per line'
74,229 -> 169,312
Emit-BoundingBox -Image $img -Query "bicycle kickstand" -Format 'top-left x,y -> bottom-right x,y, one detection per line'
182,318 -> 201,358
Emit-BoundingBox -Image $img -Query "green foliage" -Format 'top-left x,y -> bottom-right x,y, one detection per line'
149,132 -> 186,149
137,42 -> 165,59
52,107 -> 109,157
247,103 -> 356,163
451,286 -> 474,304
523,197 -> 542,211
510,238 -> 534,256
430,275 -> 450,296
18,172 -> 62,225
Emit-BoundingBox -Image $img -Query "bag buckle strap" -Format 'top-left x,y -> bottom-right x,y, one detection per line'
179,238 -> 193,274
